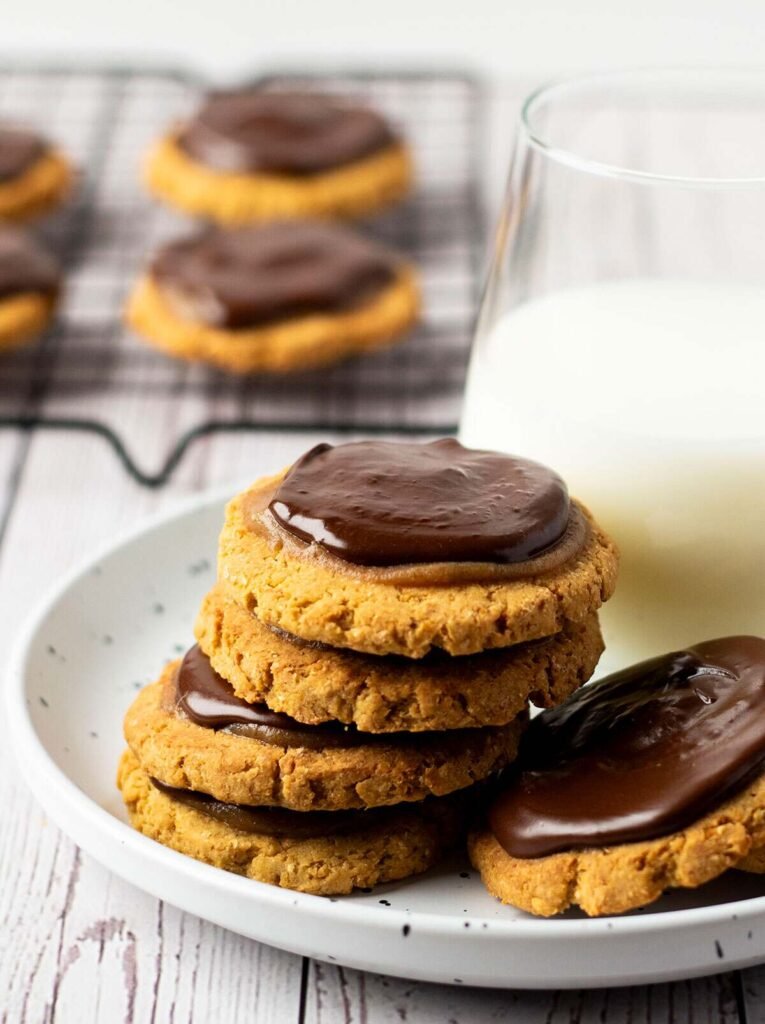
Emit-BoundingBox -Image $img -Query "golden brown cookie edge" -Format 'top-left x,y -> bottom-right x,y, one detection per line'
145,134 -> 413,222
125,267 -> 419,374
195,585 -> 604,731
118,748 -> 465,895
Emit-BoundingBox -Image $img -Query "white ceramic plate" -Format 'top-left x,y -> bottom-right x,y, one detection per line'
7,489 -> 765,989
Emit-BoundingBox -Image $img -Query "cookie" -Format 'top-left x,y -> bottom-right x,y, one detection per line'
0,227 -> 60,352
217,443 -> 618,658
145,91 -> 411,222
195,584 -> 604,732
470,635 -> 765,916
126,222 -> 419,373
123,657 -> 525,810
0,124 -> 71,221
118,749 -> 464,895
737,848 -> 765,873
469,773 -> 765,917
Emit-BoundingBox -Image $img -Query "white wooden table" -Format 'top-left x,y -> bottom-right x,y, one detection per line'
1,71 -> 765,1023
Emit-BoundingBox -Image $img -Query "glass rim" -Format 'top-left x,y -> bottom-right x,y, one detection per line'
521,67 -> 765,188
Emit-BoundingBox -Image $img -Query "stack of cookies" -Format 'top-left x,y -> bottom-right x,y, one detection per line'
118,439 -> 619,896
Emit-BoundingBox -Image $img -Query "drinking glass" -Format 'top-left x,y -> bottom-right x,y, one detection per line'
460,70 -> 765,672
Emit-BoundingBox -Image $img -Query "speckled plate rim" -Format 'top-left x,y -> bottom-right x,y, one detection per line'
7,486 -> 765,989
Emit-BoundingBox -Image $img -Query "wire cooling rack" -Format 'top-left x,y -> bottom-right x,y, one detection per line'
0,67 -> 485,485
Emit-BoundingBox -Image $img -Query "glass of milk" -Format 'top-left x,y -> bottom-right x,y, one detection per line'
460,70 -> 765,673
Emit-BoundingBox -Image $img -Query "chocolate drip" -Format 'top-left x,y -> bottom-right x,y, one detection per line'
268,439 -> 571,567
177,90 -> 396,175
489,636 -> 765,858
151,222 -> 397,329
0,228 -> 59,300
177,645 -> 380,748
151,777 -> 387,838
0,125 -> 45,181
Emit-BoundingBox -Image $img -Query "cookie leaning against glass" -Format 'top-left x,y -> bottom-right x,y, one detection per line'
0,123 -> 72,221
125,221 -> 419,373
469,635 -> 765,917
119,439 -> 618,895
145,90 -> 412,222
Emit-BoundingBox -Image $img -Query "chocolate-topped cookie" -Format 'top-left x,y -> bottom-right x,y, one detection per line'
0,226 -> 60,352
126,222 -> 419,373
470,636 -> 765,916
195,584 -> 605,732
145,89 -> 412,223
118,748 -> 466,896
0,125 -> 45,182
151,222 -> 397,329
177,92 -> 396,176
218,442 -> 618,657
123,654 -> 524,810
269,440 -> 570,566
0,122 -> 71,222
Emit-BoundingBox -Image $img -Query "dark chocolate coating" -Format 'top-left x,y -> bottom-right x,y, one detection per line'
0,124 -> 45,181
488,636 -> 765,858
268,439 -> 571,567
150,777 -> 386,838
177,90 -> 396,175
177,644 -> 375,748
151,222 -> 397,329
0,227 -> 59,300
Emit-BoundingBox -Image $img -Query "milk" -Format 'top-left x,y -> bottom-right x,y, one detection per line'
460,279 -> 765,673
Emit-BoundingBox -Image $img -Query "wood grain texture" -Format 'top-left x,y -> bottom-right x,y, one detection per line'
741,965 -> 765,1023
0,432 -> 309,1024
303,961 -> 745,1024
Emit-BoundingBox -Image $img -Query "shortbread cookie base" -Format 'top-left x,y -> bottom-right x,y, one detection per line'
118,749 -> 464,895
196,585 -> 603,731
145,135 -> 412,222
468,772 -> 765,917
0,150 -> 71,221
124,664 -> 524,810
0,291 -> 56,352
218,475 -> 619,657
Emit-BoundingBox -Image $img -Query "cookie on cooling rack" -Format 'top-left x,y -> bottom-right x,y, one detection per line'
126,221 -> 419,373
0,227 -> 60,352
469,635 -> 765,917
145,90 -> 412,222
0,123 -> 71,222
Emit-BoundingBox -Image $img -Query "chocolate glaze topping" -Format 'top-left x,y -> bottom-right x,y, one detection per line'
268,439 -> 571,567
0,227 -> 60,300
177,91 -> 396,175
489,636 -> 765,858
151,777 -> 387,838
0,124 -> 45,181
151,222 -> 397,329
177,644 -> 382,748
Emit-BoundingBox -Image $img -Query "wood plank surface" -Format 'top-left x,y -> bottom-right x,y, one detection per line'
303,960 -> 744,1024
